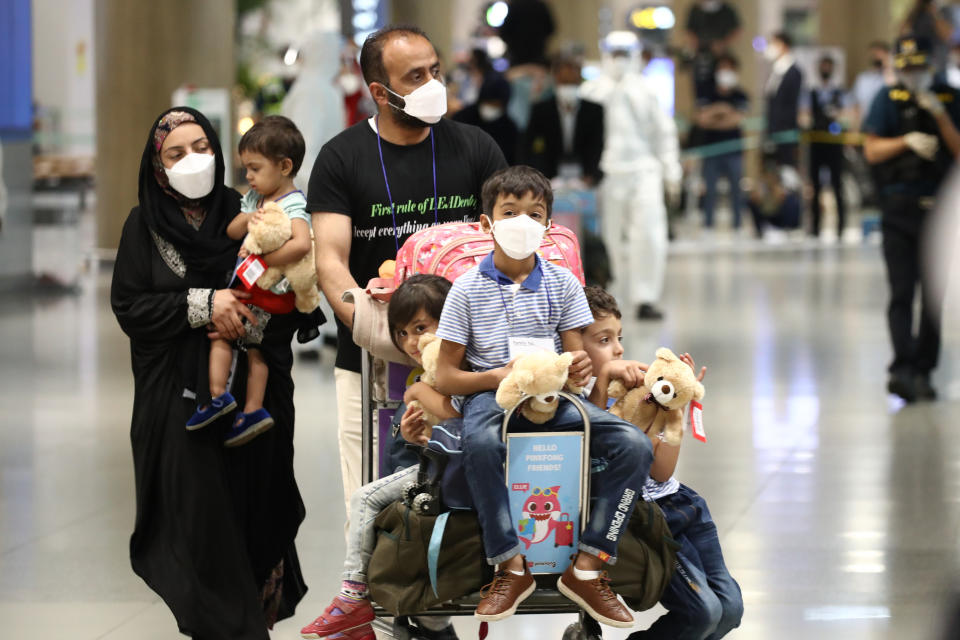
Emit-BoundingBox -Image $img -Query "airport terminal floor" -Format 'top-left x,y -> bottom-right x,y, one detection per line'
3,223 -> 960,639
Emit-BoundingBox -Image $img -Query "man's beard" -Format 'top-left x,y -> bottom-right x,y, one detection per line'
385,91 -> 432,129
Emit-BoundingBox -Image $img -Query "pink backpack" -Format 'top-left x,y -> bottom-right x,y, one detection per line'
393,221 -> 585,286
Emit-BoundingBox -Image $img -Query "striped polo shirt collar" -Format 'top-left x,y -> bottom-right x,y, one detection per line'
478,252 -> 544,291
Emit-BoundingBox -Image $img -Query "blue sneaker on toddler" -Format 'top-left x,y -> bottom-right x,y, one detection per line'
186,392 -> 237,431
224,408 -> 274,447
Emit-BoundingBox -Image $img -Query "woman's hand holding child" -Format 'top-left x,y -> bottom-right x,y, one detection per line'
208,289 -> 257,340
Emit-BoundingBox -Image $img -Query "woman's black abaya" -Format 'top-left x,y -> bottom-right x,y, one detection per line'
111,108 -> 306,639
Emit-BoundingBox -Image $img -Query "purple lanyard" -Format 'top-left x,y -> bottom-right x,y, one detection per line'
375,115 -> 438,253
495,257 -> 553,334
256,189 -> 303,208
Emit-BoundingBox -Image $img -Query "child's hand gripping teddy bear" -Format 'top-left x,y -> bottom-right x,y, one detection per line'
406,332 -> 443,429
496,351 -> 585,424
608,347 -> 705,445
241,201 -> 321,313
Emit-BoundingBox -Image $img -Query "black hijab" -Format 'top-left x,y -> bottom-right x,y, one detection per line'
138,106 -> 241,280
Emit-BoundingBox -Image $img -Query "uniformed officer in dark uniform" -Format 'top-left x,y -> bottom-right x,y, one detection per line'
863,35 -> 960,402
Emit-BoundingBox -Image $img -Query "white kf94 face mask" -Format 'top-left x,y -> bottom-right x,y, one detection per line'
384,78 -> 448,124
492,214 -> 549,260
164,152 -> 215,199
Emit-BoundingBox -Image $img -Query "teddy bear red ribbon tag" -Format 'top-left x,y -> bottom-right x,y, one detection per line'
690,400 -> 706,443
236,255 -> 267,288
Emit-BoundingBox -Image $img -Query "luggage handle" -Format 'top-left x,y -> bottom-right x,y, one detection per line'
501,391 -> 592,534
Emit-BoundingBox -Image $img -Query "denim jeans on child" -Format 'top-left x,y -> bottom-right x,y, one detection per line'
460,391 -> 653,565
342,465 -> 418,583
629,484 -> 743,640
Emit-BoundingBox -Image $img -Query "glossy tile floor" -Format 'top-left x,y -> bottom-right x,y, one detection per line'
3,237 -> 960,640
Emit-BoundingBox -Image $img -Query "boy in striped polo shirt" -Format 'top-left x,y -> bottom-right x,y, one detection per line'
434,166 -> 654,628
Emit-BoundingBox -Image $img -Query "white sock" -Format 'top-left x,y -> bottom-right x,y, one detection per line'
573,566 -> 602,580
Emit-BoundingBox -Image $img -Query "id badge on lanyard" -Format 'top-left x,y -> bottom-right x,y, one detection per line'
508,336 -> 555,360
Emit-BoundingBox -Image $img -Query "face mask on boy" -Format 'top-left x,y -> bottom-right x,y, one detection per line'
164,152 -> 215,199
491,214 -> 549,260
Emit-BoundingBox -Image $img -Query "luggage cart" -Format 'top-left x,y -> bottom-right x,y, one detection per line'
360,350 -> 603,640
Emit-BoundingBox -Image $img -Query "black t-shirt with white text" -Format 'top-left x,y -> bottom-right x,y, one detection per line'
307,117 -> 507,372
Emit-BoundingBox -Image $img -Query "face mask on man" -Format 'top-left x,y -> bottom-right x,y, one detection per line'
764,43 -> 782,62
715,69 -> 739,90
382,78 -> 448,124
873,58 -> 885,70
819,68 -> 833,82
901,69 -> 934,93
608,56 -> 632,79
164,152 -> 215,199
555,84 -> 580,106
491,214 -> 549,260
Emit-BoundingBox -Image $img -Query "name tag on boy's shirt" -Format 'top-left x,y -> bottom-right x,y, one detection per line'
690,400 -> 706,442
508,336 -> 555,361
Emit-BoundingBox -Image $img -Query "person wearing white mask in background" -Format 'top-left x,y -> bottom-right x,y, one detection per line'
695,53 -> 749,235
522,47 -> 605,186
853,41 -> 897,129
763,31 -> 804,167
684,0 -> 742,100
581,30 -> 682,321
307,24 -> 506,533
281,31 -> 346,193
452,73 -> 520,164
863,35 -> 960,404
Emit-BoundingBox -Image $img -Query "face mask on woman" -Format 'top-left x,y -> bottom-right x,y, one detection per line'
383,78 -> 448,124
164,152 -> 215,199
492,214 -> 549,260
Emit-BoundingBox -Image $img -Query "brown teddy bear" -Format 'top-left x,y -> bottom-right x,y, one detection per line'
241,201 -> 321,313
406,332 -> 443,428
608,347 -> 705,445
496,351 -> 584,424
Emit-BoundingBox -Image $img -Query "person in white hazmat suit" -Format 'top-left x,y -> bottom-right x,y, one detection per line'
580,31 -> 682,320
282,31 -> 346,192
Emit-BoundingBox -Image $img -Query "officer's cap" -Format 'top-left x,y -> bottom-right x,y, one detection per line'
894,35 -> 933,70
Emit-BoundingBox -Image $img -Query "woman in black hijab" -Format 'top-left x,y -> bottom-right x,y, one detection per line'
111,107 -> 307,640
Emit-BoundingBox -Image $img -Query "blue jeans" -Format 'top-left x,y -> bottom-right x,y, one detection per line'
460,391 -> 653,565
702,153 -> 744,229
629,484 -> 743,639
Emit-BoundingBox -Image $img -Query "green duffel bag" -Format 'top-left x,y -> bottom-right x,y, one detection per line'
368,502 -> 493,616
607,500 -> 681,612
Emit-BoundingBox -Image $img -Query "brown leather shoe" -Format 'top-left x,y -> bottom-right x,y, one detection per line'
557,563 -> 634,628
474,565 -> 536,621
